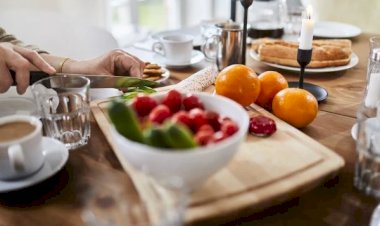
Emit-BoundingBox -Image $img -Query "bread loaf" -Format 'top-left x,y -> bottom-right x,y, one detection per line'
252,38 -> 352,68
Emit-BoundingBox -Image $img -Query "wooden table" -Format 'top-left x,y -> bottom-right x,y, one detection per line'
0,33 -> 377,226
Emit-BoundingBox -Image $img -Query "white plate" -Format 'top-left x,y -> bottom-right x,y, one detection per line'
249,50 -> 359,73
153,50 -> 205,68
314,21 -> 362,38
155,67 -> 170,83
0,137 -> 68,193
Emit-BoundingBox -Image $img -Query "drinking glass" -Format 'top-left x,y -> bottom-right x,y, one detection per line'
368,36 -> 380,79
370,203 -> 380,226
370,36 -> 380,54
285,5 -> 304,35
354,101 -> 380,197
31,75 -> 91,150
81,172 -> 187,226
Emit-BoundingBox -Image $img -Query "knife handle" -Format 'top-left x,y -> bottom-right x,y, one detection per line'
10,70 -> 50,86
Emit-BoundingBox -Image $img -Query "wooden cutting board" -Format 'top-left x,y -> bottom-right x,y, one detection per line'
90,88 -> 344,225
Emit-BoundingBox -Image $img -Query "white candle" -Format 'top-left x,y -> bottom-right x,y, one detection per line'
299,6 -> 314,50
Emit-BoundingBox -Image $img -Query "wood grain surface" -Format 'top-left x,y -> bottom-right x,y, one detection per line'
0,33 -> 377,226
91,96 -> 343,225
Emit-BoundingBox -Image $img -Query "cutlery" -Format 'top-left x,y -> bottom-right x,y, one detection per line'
10,71 -> 157,89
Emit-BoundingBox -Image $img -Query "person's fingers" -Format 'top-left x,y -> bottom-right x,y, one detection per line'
113,50 -> 145,76
125,52 -> 145,73
114,53 -> 143,77
15,71 -> 30,94
0,60 -> 13,93
126,52 -> 145,70
12,59 -> 31,94
4,51 -> 33,94
14,46 -> 56,74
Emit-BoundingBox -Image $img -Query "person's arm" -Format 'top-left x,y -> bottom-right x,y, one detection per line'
0,27 -> 48,54
0,27 -> 145,94
39,50 -> 145,76
0,28 -> 56,94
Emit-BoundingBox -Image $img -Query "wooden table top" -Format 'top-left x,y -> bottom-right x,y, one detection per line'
0,33 -> 377,226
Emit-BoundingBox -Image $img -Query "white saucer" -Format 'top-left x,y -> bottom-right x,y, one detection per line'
314,21 -> 362,38
153,50 -> 205,68
0,137 -> 69,193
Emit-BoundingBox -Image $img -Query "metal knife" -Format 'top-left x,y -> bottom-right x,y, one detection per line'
10,71 -> 157,88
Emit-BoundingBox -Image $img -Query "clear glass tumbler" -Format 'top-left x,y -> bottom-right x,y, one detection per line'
31,75 -> 91,150
81,173 -> 187,226
354,101 -> 380,197
368,36 -> 380,79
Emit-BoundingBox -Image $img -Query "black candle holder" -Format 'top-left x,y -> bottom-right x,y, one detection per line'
288,49 -> 328,102
230,0 -> 237,22
240,0 -> 253,65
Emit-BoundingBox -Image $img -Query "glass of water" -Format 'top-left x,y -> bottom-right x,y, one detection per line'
31,75 -> 91,150
354,101 -> 380,197
81,172 -> 187,226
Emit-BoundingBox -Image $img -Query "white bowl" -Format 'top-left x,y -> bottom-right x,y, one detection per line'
110,92 -> 249,190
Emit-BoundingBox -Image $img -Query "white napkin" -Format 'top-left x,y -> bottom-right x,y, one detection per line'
173,65 -> 218,92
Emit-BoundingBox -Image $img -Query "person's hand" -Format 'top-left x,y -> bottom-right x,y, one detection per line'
63,49 -> 145,77
0,43 -> 56,94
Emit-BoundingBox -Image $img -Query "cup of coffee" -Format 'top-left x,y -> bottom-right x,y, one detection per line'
0,115 -> 44,180
153,34 -> 193,64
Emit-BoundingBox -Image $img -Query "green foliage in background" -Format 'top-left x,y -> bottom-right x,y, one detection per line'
139,0 -> 166,31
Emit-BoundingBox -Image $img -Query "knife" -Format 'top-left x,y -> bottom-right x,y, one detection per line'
10,70 -> 158,88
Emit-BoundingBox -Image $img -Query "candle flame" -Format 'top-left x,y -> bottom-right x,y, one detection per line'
306,5 -> 313,19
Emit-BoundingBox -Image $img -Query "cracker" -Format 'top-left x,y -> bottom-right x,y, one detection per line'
143,68 -> 165,75
145,63 -> 161,69
142,74 -> 161,81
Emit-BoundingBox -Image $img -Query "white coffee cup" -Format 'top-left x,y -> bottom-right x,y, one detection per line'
0,115 -> 44,180
153,34 -> 193,64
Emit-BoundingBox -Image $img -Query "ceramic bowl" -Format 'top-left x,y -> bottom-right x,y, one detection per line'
110,92 -> 249,190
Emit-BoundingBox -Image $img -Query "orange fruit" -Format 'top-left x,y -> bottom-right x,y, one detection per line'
215,64 -> 260,106
255,71 -> 288,110
272,88 -> 318,128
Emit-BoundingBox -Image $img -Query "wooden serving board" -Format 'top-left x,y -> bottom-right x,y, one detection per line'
90,88 -> 344,225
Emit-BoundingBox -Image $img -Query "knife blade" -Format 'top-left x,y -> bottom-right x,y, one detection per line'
10,71 -> 158,88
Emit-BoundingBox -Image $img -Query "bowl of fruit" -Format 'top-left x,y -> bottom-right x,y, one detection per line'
108,90 -> 249,190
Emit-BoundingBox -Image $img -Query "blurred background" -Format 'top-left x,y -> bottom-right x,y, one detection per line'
0,0 -> 234,47
0,0 -> 378,58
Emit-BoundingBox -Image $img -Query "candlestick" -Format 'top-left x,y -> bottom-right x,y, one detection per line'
240,0 -> 253,65
288,5 -> 328,102
230,0 -> 236,22
297,49 -> 312,89
291,47 -> 328,102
